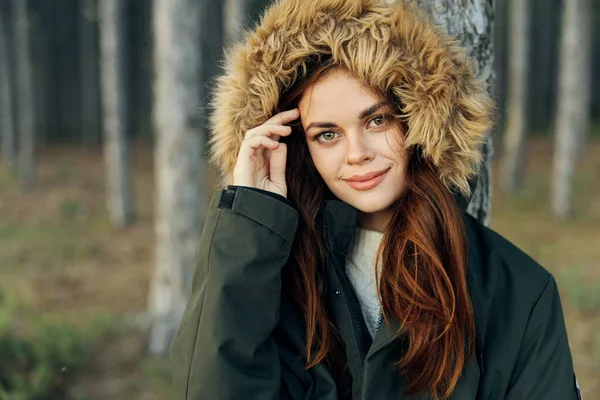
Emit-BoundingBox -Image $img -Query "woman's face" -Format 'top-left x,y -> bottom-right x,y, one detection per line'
298,69 -> 408,230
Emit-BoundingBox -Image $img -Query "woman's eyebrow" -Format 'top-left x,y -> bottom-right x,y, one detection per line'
358,101 -> 390,119
305,101 -> 391,132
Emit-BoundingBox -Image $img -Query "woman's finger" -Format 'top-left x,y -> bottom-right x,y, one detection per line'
263,108 -> 300,126
244,123 -> 292,140
239,136 -> 280,158
269,142 -> 287,187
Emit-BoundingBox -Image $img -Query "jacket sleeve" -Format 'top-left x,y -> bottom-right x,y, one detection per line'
505,275 -> 579,399
169,186 -> 301,400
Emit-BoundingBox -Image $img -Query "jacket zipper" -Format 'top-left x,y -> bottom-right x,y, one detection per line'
320,211 -> 370,363
375,310 -> 383,333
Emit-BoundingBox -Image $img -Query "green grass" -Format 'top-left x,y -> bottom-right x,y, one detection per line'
0,222 -> 101,272
557,263 -> 600,313
591,121 -> 600,137
0,292 -> 116,399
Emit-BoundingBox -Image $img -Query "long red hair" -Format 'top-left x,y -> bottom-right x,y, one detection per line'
278,62 -> 475,400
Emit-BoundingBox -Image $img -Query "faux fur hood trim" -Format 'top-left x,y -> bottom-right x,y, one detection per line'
208,0 -> 494,196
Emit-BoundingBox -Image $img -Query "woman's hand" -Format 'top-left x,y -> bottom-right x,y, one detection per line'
232,108 -> 299,198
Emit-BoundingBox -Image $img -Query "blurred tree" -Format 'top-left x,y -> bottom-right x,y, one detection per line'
12,0 -> 35,189
415,0 -> 495,225
99,0 -> 134,228
42,2 -> 63,142
148,0 -> 223,356
224,0 -> 246,43
29,0 -> 50,147
126,0 -> 153,141
79,0 -> 101,147
493,0 -> 507,131
552,0 -> 592,219
30,0 -> 81,144
501,0 -> 530,195
200,1 -> 225,133
529,0 -> 560,132
0,1 -> 16,172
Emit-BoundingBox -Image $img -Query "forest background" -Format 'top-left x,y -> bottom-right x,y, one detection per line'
0,0 -> 598,398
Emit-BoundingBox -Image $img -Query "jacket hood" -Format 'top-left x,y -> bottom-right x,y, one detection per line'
208,0 -> 494,199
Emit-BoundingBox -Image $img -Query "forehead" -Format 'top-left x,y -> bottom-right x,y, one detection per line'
298,69 -> 385,123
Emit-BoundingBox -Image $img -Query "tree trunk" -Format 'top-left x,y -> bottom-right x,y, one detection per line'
415,0 -> 495,226
13,0 -> 35,189
493,0 -> 508,134
552,0 -> 592,219
99,0 -> 133,228
0,2 -> 16,172
80,0 -> 101,148
224,0 -> 245,43
500,0 -> 530,194
148,0 -> 221,356
200,1 -> 225,134
30,1 -> 49,148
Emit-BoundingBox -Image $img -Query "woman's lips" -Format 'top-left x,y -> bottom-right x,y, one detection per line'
344,168 -> 389,191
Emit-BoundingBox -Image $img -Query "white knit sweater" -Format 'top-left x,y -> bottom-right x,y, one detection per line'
345,227 -> 384,340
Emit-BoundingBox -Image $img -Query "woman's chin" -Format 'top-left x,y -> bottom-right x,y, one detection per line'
340,192 -> 397,214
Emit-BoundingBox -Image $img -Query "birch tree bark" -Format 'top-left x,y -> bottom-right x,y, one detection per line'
0,2 -> 16,172
500,0 -> 529,194
552,0 -> 592,219
225,0 -> 246,43
148,0 -> 222,355
99,0 -> 133,228
12,0 -> 35,189
415,0 -> 495,226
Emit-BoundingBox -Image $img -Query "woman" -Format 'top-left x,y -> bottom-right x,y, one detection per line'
170,0 -> 582,399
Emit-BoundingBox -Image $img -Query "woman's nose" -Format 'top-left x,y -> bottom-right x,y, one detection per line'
345,132 -> 374,165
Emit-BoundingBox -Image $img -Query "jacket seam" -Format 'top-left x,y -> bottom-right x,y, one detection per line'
522,273 -> 552,330
220,207 -> 292,245
464,215 -> 486,373
505,272 -> 552,394
183,210 -> 221,399
227,185 -> 296,209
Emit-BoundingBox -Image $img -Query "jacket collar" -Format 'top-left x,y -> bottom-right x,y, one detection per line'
320,199 -> 358,256
318,199 -> 404,360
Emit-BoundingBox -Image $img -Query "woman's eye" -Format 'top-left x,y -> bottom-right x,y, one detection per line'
369,115 -> 386,127
316,132 -> 337,142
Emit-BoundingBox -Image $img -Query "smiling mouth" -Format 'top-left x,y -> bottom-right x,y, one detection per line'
344,168 -> 390,182
343,168 -> 390,191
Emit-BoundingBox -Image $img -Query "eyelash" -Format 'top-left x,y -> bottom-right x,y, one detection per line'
313,114 -> 390,143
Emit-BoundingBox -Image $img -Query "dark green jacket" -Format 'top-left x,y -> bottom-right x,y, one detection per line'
170,186 -> 580,400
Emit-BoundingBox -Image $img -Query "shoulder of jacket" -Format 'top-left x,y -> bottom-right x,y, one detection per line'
462,212 -> 552,309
